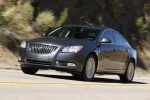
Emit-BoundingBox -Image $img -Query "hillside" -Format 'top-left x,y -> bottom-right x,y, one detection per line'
0,0 -> 150,70
0,43 -> 19,70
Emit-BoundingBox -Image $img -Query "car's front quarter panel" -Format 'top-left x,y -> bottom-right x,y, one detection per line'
53,41 -> 96,71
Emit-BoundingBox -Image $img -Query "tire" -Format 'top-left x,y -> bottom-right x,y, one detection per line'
81,55 -> 97,81
71,74 -> 80,79
119,60 -> 135,83
21,66 -> 38,75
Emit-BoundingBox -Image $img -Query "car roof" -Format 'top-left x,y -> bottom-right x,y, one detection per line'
61,25 -> 122,35
62,25 -> 108,30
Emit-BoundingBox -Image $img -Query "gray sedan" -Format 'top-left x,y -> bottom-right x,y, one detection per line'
18,25 -> 137,83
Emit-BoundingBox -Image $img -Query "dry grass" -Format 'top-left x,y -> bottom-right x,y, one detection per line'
0,44 -> 19,69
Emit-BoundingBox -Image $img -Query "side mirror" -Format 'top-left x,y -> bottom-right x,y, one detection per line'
100,38 -> 112,43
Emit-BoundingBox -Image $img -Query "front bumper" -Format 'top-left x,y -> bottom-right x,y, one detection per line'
18,47 -> 86,73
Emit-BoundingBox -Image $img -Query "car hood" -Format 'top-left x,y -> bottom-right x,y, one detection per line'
28,37 -> 95,46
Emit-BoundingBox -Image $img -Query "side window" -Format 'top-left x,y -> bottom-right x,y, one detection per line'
100,30 -> 114,43
113,32 -> 124,45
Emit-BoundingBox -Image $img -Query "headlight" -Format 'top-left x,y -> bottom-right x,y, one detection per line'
62,46 -> 83,53
20,41 -> 26,48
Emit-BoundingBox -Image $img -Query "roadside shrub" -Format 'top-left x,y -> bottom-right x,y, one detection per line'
56,8 -> 68,26
0,1 -> 68,35
1,2 -> 34,36
136,17 -> 148,35
0,5 -> 16,26
135,17 -> 148,41
36,11 -> 55,32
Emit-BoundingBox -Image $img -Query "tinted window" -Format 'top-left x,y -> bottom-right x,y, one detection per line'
100,30 -> 114,43
81,28 -> 100,40
113,32 -> 124,45
47,27 -> 69,37
46,27 -> 100,40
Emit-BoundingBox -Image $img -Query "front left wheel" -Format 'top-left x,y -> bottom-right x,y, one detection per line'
81,55 -> 97,81
21,66 -> 38,75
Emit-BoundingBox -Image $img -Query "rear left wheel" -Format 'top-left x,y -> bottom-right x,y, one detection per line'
119,60 -> 135,83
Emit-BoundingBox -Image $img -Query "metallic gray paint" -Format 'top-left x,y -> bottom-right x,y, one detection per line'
18,25 -> 137,75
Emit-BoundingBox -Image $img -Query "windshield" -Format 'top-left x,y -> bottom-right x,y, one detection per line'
45,26 -> 100,40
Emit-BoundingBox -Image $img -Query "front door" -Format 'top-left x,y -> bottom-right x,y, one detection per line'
97,29 -> 116,71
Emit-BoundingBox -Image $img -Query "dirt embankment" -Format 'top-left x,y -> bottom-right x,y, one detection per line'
0,28 -> 38,70
0,44 -> 19,70
0,29 -> 22,70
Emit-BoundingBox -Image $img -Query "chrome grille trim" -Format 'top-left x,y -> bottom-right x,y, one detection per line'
28,43 -> 58,54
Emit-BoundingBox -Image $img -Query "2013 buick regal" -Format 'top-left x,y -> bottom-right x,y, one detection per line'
18,25 -> 137,83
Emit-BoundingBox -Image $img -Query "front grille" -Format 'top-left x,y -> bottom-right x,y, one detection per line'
28,43 -> 58,54
27,59 -> 51,65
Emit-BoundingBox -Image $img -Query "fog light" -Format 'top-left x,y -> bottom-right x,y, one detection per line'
56,61 -> 59,65
67,63 -> 76,66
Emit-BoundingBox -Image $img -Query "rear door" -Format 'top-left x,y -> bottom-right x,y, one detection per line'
112,31 -> 129,70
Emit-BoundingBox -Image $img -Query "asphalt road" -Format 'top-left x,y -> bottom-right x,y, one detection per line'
0,69 -> 150,100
